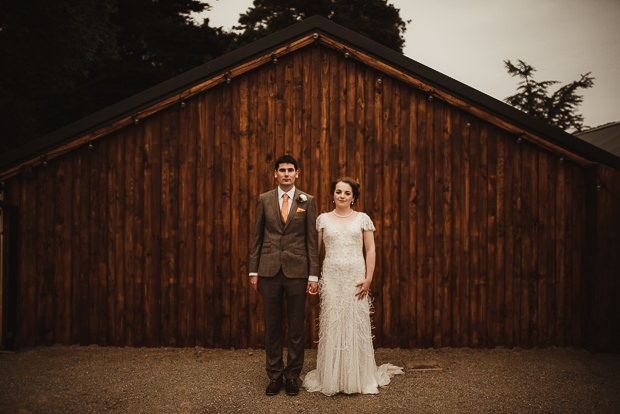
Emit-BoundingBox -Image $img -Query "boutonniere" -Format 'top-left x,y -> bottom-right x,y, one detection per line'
296,194 -> 307,203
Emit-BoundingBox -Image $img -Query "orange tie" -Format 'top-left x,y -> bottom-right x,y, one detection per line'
281,194 -> 289,223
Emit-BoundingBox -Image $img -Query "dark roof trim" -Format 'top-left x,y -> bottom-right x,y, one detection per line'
2,15 -> 618,173
576,121 -> 620,136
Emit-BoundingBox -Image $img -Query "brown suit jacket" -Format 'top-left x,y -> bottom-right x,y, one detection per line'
249,188 -> 319,278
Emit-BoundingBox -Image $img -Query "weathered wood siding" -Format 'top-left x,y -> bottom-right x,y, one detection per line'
6,46 -> 620,349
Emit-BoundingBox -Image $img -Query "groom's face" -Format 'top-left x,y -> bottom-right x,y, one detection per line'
274,163 -> 299,190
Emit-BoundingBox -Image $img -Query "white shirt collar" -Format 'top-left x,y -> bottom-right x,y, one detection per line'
278,186 -> 296,200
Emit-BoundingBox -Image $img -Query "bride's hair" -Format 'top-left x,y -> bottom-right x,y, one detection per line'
330,176 -> 360,205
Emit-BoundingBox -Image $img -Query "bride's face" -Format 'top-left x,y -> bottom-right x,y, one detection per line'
333,182 -> 354,208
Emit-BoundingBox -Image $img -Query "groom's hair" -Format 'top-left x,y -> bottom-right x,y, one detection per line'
274,155 -> 298,171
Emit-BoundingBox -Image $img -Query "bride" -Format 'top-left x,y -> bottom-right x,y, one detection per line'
303,177 -> 403,395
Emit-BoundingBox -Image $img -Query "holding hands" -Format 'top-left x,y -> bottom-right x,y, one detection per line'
307,281 -> 319,295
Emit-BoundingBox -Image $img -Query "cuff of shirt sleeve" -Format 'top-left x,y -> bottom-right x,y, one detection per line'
249,273 -> 258,277
308,276 -> 318,282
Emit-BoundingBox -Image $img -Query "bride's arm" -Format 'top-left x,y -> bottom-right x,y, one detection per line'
356,230 -> 375,299
363,230 -> 375,281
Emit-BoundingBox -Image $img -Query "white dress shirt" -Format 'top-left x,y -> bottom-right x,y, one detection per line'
250,186 -> 318,282
277,186 -> 296,215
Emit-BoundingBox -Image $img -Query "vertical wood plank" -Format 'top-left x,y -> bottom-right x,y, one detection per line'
72,149 -> 90,344
363,66 -> 377,341
371,71 -> 384,345
337,50 -> 347,174
291,52 -> 303,160
554,161 -> 567,346
478,123 -> 489,347
385,78 -> 401,347
213,83 -> 233,346
451,110 -> 465,346
519,143 -> 535,347
178,99 -> 197,347
37,165 -> 55,345
160,108 -> 180,346
438,102 -> 453,347
246,70 -> 261,348
460,111 -> 473,346
211,86 -> 224,347
123,127 -> 136,346
571,166 -> 588,347
274,55 -> 286,154
539,152 -> 554,346
495,127 -> 506,347
143,115 -> 162,346
414,92 -> 432,347
194,94 -> 207,346
131,123 -> 146,346
222,82 -> 234,347
397,83 -> 411,348
114,133 -> 126,346
237,75 -> 251,349
406,88 -> 419,347
469,121 -> 483,347
96,142 -> 110,344
503,134 -> 516,346
486,126 -> 499,346
54,153 -> 73,344
204,90 -> 218,347
345,57 -> 356,180
107,132 -> 125,346
18,176 -> 37,346
327,49 -> 340,198
230,78 -> 242,348
283,54 -> 293,153
512,138 -> 524,346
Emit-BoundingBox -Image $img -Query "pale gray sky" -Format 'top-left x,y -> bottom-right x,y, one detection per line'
194,0 -> 620,129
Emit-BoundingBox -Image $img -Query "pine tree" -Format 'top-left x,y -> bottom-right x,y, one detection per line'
233,0 -> 408,52
504,59 -> 594,132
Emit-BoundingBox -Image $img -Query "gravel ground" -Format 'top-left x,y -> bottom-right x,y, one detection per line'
1,345 -> 619,413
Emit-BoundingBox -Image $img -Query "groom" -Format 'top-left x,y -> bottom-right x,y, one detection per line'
249,155 -> 319,396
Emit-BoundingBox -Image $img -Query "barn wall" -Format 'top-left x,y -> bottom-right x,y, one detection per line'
6,45 -> 619,349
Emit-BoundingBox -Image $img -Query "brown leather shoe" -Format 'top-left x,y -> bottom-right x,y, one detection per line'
285,378 -> 299,396
266,378 -> 282,396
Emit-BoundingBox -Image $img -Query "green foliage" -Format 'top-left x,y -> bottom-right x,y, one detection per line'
0,0 -> 233,153
504,59 -> 594,132
234,0 -> 408,52
0,0 -> 118,150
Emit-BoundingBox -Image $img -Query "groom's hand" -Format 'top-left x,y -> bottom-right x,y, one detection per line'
250,276 -> 258,292
307,281 -> 318,295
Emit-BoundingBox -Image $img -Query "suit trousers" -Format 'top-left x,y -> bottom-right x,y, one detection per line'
259,270 -> 307,380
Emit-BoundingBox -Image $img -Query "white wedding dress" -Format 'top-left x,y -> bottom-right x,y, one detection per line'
302,212 -> 403,396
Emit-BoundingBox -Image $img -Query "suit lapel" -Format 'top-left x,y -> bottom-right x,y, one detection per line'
269,189 -> 284,228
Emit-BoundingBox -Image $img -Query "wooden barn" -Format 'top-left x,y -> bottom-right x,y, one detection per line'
1,16 -> 619,351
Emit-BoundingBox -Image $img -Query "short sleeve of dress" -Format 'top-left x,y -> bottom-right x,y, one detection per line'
360,213 -> 376,232
316,213 -> 326,232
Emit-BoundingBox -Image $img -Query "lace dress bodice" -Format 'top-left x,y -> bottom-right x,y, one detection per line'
318,212 -> 375,295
